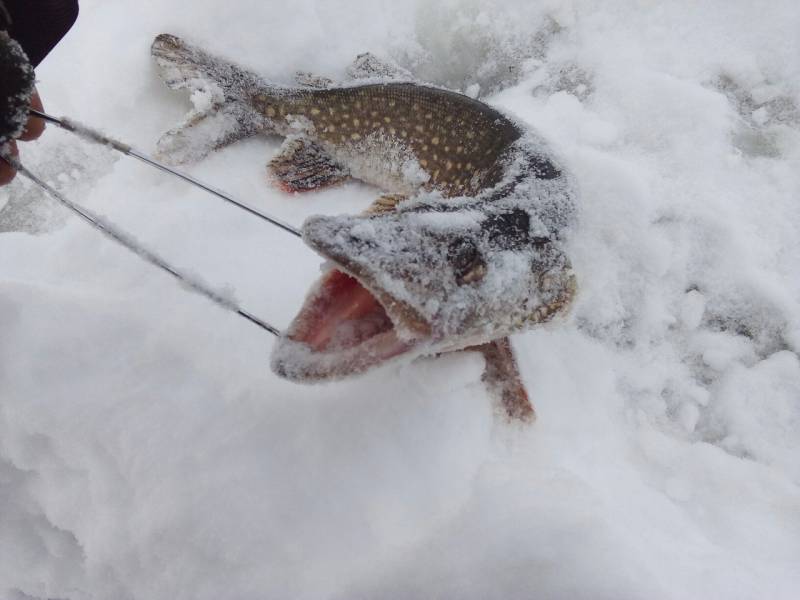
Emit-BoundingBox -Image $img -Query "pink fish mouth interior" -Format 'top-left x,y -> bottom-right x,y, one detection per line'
292,269 -> 392,350
283,268 -> 417,378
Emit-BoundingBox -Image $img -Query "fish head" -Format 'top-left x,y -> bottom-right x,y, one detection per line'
271,191 -> 576,382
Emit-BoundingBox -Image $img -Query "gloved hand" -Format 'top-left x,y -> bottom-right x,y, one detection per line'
1,0 -> 79,185
0,30 -> 44,184
0,30 -> 34,144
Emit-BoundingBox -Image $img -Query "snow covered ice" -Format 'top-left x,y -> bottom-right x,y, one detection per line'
1,0 -> 800,598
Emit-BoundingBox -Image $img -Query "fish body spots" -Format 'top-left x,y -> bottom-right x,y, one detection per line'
292,83 -> 521,193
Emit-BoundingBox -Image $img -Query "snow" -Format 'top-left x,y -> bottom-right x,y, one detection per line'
1,1 -> 799,599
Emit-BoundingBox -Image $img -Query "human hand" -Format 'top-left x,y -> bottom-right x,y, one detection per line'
0,88 -> 45,185
0,27 -> 38,185
1,0 -> 80,183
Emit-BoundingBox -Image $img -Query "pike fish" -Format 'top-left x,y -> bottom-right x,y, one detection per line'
152,34 -> 577,421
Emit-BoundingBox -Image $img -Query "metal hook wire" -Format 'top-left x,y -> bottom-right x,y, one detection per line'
1,152 -> 281,336
29,108 -> 302,238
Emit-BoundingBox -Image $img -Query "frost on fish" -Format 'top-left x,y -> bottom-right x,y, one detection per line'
151,33 -> 278,164
269,136 -> 351,192
346,52 -> 413,81
271,136 -> 577,389
153,34 -> 578,420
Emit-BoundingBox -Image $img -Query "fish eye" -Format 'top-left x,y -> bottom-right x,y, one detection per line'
447,237 -> 487,285
482,208 -> 530,249
532,236 -> 550,247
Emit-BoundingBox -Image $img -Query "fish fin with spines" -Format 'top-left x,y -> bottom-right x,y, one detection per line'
294,72 -> 334,89
346,53 -> 413,81
364,194 -> 407,215
472,337 -> 535,422
151,33 -> 265,164
268,136 -> 350,193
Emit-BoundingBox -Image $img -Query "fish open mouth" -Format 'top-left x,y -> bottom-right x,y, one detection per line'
271,267 -> 425,381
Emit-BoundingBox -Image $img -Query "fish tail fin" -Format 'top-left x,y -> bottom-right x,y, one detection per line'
151,33 -> 264,164
152,33 -> 259,100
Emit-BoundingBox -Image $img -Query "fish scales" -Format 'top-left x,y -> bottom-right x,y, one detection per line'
254,84 -> 521,196
152,33 -> 577,422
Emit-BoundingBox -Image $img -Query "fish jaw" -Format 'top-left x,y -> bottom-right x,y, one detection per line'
271,195 -> 575,383
272,207 -> 450,382
270,266 -> 431,382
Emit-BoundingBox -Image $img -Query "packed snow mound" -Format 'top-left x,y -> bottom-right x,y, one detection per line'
1,0 -> 799,599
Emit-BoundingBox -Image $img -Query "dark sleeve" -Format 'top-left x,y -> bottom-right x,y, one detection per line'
1,0 -> 79,67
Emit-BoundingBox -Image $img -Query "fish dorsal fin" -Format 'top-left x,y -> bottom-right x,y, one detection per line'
346,52 -> 413,81
364,194 -> 407,215
268,136 -> 350,193
294,71 -> 334,89
295,54 -> 410,89
471,337 -> 534,422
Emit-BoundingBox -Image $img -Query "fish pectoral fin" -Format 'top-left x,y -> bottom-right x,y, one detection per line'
268,136 -> 350,193
472,337 -> 535,422
364,194 -> 407,215
294,71 -> 335,89
346,52 -> 413,81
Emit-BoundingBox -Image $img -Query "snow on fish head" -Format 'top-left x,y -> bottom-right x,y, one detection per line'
271,193 -> 576,382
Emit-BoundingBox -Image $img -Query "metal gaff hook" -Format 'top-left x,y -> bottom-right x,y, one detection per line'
1,152 -> 281,336
29,108 -> 302,238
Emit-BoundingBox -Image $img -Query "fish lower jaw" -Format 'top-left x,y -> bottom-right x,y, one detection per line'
270,268 -> 425,382
431,332 -> 502,354
270,330 -> 416,382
